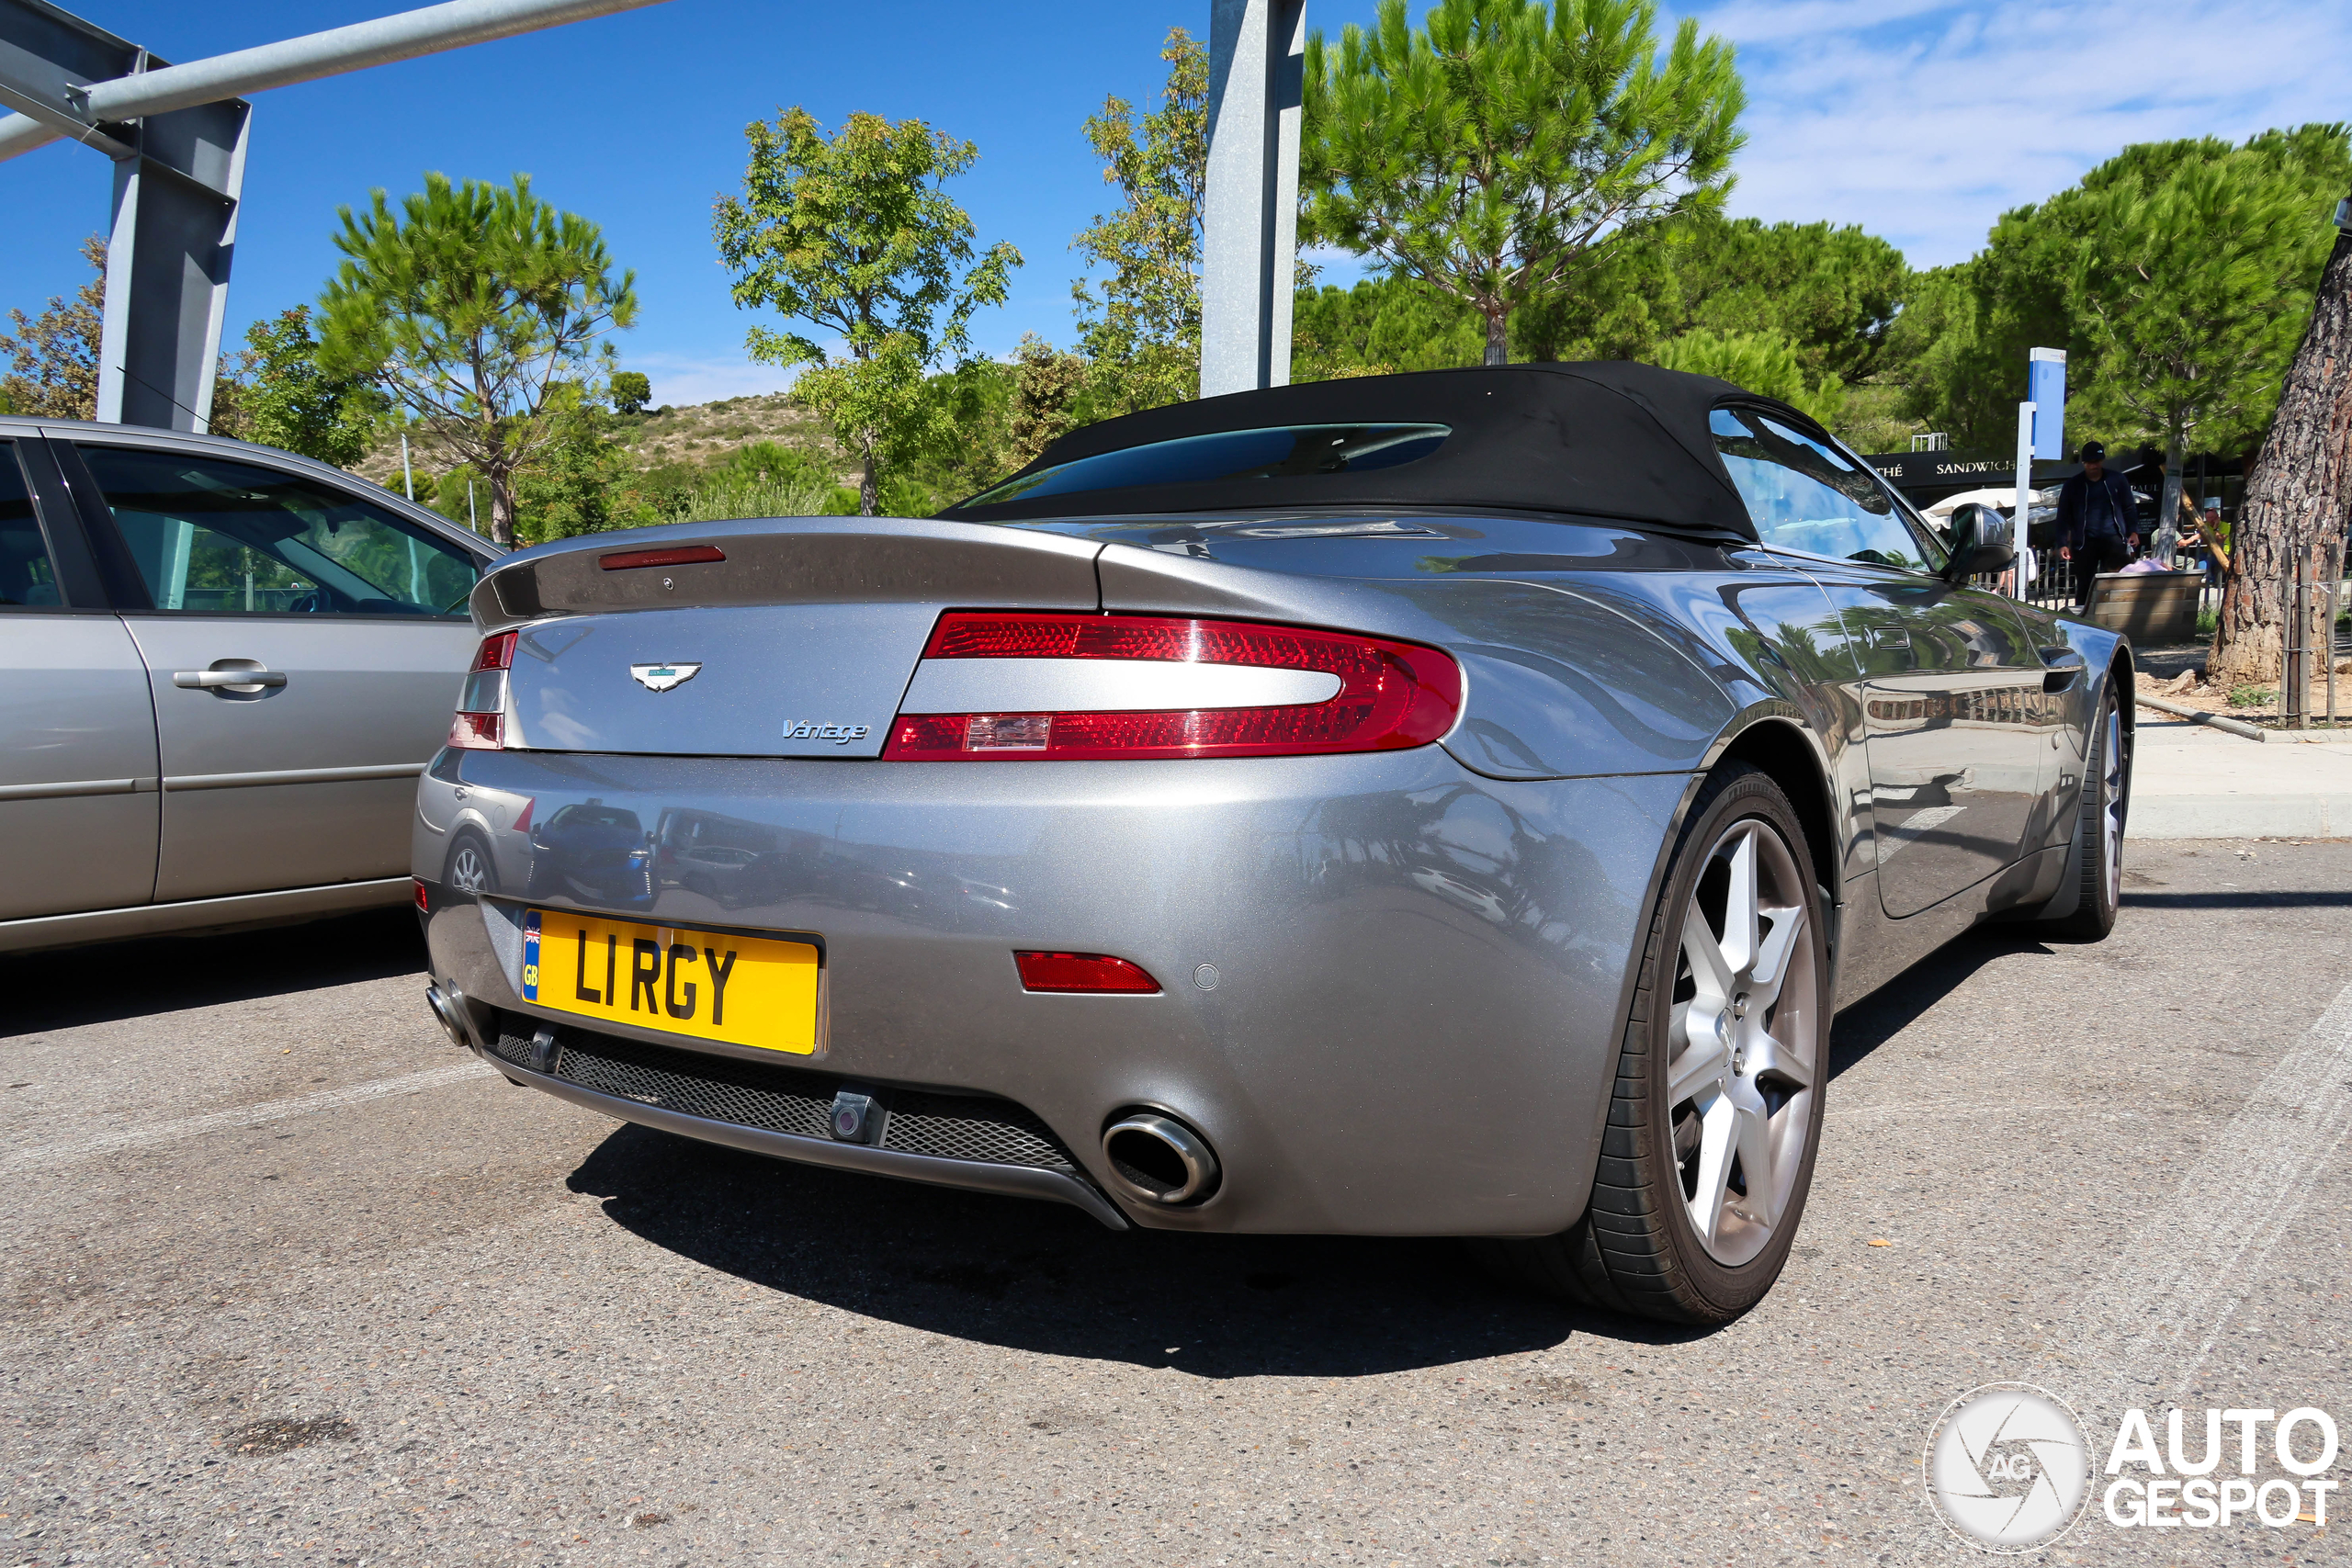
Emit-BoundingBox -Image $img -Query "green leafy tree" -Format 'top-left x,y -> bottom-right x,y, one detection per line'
1654,327 -> 1844,425
2068,152 -> 2335,556
509,382 -> 654,542
715,109 -> 1020,515
316,172 -> 639,547
1303,0 -> 1745,366
1004,334 -> 1091,469
609,369 -> 652,415
0,235 -> 106,420
1292,273 -> 1487,378
228,306 -> 380,468
1901,125 -> 2351,457
1519,213 -> 1906,381
1071,28 -> 1208,414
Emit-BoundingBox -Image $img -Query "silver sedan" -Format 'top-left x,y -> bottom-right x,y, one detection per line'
0,419 -> 496,953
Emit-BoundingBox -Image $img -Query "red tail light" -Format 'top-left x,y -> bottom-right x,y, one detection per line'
413,877 -> 430,912
1014,951 -> 1161,993
510,796 -> 535,835
448,631 -> 516,750
884,612 -> 1461,761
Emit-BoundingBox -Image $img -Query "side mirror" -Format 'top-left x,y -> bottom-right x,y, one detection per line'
1944,502 -> 2017,581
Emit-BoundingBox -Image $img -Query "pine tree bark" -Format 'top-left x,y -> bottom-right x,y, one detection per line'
1483,309 -> 1508,367
2210,197 -> 2352,687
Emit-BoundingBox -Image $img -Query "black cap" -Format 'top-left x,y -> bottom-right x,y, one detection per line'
2079,440 -> 2106,462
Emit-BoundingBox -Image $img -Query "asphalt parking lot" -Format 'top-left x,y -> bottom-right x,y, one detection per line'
4,839 -> 2347,1567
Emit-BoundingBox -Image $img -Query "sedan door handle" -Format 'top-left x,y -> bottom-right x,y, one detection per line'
173,669 -> 288,689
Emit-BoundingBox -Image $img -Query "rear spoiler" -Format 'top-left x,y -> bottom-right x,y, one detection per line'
469,515 -> 1104,632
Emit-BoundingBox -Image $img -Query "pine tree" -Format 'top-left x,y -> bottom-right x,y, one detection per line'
317,173 -> 638,547
1302,0 -> 1743,366
2210,194 -> 2352,687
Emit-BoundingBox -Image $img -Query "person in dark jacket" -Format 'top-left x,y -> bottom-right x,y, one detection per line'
2055,440 -> 2141,607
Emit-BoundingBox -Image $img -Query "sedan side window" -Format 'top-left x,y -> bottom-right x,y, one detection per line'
1709,407 -> 1947,573
78,445 -> 481,616
0,443 -> 63,610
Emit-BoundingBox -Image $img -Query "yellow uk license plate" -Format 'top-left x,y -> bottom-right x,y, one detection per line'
521,908 -> 819,1055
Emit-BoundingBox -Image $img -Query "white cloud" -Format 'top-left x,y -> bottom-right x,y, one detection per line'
1681,0 -> 2352,266
627,353 -> 801,408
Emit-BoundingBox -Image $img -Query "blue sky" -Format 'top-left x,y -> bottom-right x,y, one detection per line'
3,0 -> 2346,407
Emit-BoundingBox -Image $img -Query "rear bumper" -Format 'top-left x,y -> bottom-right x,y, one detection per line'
416,747 -> 1690,1235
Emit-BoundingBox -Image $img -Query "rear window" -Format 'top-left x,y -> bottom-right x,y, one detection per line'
963,423 -> 1450,509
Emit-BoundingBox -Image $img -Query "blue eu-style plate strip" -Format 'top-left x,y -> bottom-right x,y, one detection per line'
522,908 -> 541,1000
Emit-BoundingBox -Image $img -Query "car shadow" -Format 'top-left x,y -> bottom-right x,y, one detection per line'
568,1123 -> 1722,1376
1826,925 -> 2052,1080
0,907 -> 425,1038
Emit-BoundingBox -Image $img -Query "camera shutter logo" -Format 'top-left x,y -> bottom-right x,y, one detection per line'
1923,1382 -> 2091,1551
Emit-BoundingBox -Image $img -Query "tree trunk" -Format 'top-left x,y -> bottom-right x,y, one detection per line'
487,468 -> 518,548
858,441 -> 878,518
1483,308 -> 1508,367
2211,197 -> 2352,687
2151,437 -> 2185,563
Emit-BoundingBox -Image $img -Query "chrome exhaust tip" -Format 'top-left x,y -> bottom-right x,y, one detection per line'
424,982 -> 473,1050
1102,1111 -> 1220,1206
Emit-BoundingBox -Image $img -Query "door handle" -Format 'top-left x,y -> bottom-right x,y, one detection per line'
173,669 -> 288,690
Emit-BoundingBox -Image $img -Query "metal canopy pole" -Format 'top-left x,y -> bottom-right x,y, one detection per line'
0,0 -> 672,162
0,0 -> 673,430
1200,0 -> 1303,399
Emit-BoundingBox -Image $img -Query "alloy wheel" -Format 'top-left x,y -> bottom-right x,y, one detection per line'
1664,818 -> 1823,1268
449,842 -> 490,895
2099,703 -> 2125,911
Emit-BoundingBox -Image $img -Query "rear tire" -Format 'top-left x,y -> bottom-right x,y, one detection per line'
2035,683 -> 2127,942
1475,761 -> 1830,1325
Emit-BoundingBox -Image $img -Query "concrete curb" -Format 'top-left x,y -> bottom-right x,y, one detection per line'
2132,795 -> 2352,839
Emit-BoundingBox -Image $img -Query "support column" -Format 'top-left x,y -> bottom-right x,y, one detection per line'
1200,0 -> 1303,400
96,89 -> 249,431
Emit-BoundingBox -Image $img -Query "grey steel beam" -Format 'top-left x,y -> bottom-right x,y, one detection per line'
0,0 -> 674,163
1199,0 -> 1303,399
96,91 -> 249,429
0,0 -> 137,155
2,0 -> 673,431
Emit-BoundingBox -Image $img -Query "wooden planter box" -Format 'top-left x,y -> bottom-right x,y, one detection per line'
2085,570 -> 2201,644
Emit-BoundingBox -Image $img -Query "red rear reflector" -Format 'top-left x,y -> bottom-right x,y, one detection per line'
887,612 -> 1461,761
413,877 -> 429,912
471,630 -> 517,671
1015,951 -> 1161,994
600,545 -> 727,571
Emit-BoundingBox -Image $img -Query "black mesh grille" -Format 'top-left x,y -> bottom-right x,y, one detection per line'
493,1016 -> 1075,1172
888,1091 -> 1071,1169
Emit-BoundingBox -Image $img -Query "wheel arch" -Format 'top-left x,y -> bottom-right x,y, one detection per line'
1708,710 -> 1841,904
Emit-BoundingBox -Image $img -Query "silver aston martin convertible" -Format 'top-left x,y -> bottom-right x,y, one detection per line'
413,364 -> 2131,1324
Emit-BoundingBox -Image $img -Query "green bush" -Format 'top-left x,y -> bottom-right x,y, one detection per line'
665,470 -> 837,524
2227,685 -> 2274,708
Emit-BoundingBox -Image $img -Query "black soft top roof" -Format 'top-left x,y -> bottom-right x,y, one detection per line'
940,361 -> 1761,537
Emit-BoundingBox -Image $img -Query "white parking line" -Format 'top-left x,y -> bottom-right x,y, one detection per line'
2038,975 -> 2352,1408
1,1060 -> 499,1174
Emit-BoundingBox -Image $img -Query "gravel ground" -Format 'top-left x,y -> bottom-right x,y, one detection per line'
2,839 -> 2346,1566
